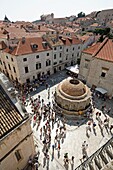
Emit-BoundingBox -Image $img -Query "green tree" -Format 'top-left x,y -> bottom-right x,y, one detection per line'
77,12 -> 85,18
94,27 -> 110,35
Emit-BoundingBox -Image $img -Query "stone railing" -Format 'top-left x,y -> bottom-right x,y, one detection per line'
75,136 -> 113,170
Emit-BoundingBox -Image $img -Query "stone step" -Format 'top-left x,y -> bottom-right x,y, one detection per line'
106,148 -> 113,160
100,152 -> 109,165
88,162 -> 95,170
110,140 -> 113,148
94,157 -> 102,170
80,166 -> 86,170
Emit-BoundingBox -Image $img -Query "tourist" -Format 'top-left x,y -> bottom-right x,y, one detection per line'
107,107 -> 111,114
70,156 -> 75,170
86,123 -> 91,137
40,127 -> 42,140
52,144 -> 55,153
57,143 -> 61,158
92,121 -> 97,135
43,153 -> 47,168
110,124 -> 113,134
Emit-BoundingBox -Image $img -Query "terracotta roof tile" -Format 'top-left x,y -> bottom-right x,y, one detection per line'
94,38 -> 113,62
4,37 -> 52,56
61,36 -> 82,46
83,43 -> 101,55
0,84 -> 24,139
83,38 -> 113,62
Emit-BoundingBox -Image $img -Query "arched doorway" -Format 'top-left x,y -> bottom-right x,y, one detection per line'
59,66 -> 61,71
54,68 -> 57,73
47,70 -> 50,75
71,61 -> 74,66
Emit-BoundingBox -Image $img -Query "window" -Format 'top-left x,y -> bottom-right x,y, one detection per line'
25,66 -> 29,73
54,54 -> 56,59
6,56 -> 8,59
73,47 -> 74,51
11,75 -> 13,80
32,44 -> 38,49
54,47 -> 56,50
36,63 -> 41,70
26,78 -> 30,83
3,62 -> 6,69
16,77 -> 18,82
13,66 -> 16,73
101,68 -> 109,77
53,62 -> 57,65
47,53 -> 49,56
66,48 -> 68,52
46,60 -> 51,66
66,54 -> 68,60
59,53 -> 62,58
8,64 -> 11,70
78,46 -> 80,49
59,66 -> 61,70
36,55 -> 39,59
60,46 -> 62,49
84,59 -> 90,69
72,53 -> 74,57
23,58 -> 27,62
15,150 -> 22,161
39,63 -> 41,69
37,73 -> 41,79
59,60 -> 62,63
36,63 -> 38,69
101,72 -> 106,77
11,58 -> 13,62
77,52 -> 79,57
33,76 -> 35,79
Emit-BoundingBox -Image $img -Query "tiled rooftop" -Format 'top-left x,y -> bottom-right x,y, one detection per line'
95,38 -> 113,62
0,84 -> 24,139
83,38 -> 113,62
4,37 -> 52,55
60,36 -> 82,46
83,42 -> 101,55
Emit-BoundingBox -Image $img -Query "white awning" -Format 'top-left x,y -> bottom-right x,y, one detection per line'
95,87 -> 107,94
66,65 -> 79,74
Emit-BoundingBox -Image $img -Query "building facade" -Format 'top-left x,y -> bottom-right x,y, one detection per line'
0,35 -> 82,84
96,9 -> 113,26
79,38 -> 113,97
0,37 -> 53,84
0,82 -> 35,170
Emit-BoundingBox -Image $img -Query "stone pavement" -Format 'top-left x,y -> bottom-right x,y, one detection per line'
24,75 -> 113,170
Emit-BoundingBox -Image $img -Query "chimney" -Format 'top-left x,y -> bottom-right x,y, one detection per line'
42,41 -> 47,48
56,31 -> 59,42
20,25 -> 23,29
22,37 -> 25,44
38,25 -> 40,30
68,37 -> 72,43
7,34 -> 10,40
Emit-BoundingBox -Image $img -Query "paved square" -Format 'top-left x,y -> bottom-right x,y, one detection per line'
20,71 -> 113,170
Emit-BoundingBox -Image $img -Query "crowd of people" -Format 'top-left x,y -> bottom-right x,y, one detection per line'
16,78 -> 113,170
22,90 -> 71,169
13,73 -> 50,98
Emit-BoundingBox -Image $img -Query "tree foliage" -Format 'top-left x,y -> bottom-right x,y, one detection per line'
77,12 -> 85,18
93,27 -> 110,35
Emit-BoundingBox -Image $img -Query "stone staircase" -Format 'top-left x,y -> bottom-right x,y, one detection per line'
75,136 -> 113,170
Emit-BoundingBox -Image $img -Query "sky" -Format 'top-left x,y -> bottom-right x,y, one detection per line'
0,0 -> 113,22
